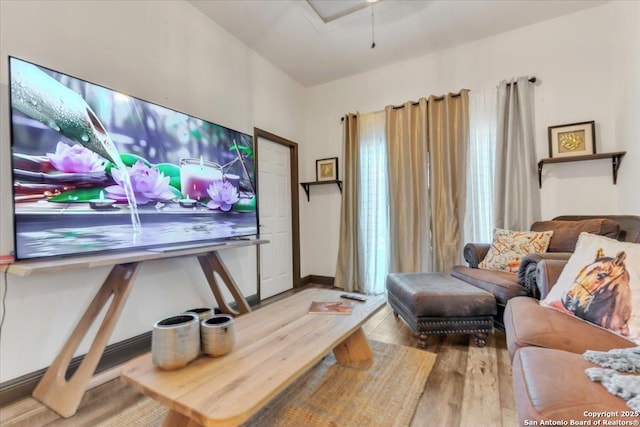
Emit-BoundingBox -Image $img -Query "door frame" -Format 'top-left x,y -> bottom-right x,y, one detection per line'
254,128 -> 301,302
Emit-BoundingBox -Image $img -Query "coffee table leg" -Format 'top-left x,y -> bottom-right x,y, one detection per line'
163,409 -> 204,427
333,327 -> 373,364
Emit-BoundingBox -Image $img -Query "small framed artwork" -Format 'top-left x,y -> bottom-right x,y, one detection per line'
316,157 -> 338,182
548,120 -> 596,158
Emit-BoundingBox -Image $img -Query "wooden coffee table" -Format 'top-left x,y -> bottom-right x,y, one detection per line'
121,288 -> 386,427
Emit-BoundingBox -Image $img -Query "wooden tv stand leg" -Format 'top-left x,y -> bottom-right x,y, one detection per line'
197,252 -> 251,316
32,262 -> 141,418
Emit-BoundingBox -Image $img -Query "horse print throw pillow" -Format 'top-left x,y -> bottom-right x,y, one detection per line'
542,232 -> 640,343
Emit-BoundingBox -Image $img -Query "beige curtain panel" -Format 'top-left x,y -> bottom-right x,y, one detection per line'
386,92 -> 469,273
429,92 -> 470,273
334,113 -> 361,292
385,100 -> 431,273
335,91 -> 469,291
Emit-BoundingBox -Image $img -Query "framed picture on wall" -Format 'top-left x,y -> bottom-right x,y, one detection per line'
316,157 -> 338,182
548,120 -> 596,158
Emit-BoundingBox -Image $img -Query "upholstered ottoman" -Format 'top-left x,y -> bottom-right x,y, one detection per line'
386,272 -> 497,347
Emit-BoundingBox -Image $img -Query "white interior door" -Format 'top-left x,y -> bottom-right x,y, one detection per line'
258,137 -> 293,299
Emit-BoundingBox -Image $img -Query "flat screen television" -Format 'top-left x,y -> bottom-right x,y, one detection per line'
9,56 -> 258,261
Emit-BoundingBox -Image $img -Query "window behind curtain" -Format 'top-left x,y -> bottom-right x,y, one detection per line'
465,89 -> 497,244
357,110 -> 388,295
355,95 -> 494,290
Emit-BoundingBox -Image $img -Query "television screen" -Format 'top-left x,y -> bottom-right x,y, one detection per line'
9,56 -> 257,260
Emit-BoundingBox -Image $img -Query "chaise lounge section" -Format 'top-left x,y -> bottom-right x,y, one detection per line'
506,259 -> 637,423
452,215 -> 632,329
504,216 -> 640,423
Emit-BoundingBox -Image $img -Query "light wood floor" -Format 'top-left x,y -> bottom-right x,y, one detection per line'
0,298 -> 517,427
365,304 -> 517,427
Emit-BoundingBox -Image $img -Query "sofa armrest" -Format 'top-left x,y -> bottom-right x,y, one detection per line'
517,252 -> 572,299
536,259 -> 569,299
463,243 -> 490,268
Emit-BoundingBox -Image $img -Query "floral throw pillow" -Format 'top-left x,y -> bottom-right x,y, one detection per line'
479,228 -> 554,272
542,233 -> 640,343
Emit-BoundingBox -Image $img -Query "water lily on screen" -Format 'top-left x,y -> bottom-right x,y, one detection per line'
106,161 -> 175,204
206,180 -> 239,211
46,141 -> 105,173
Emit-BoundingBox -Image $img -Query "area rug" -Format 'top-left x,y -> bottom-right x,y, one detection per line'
99,340 -> 436,427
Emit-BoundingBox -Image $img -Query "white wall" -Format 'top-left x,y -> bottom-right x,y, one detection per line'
612,1 -> 640,214
301,1 -> 640,278
0,0 -> 304,382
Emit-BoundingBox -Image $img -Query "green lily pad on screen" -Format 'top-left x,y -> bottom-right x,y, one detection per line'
155,163 -> 181,177
169,176 -> 181,191
232,196 -> 256,212
49,188 -> 104,203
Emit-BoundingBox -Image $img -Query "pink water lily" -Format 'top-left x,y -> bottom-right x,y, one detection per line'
46,141 -> 105,173
106,161 -> 175,204
206,180 -> 239,211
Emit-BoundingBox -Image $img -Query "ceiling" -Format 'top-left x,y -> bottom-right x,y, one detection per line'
188,0 -> 607,87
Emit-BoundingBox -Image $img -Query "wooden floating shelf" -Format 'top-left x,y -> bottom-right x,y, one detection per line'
299,180 -> 343,201
537,151 -> 626,188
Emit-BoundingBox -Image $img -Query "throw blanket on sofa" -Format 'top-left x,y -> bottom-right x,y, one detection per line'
584,347 -> 640,372
584,347 -> 640,411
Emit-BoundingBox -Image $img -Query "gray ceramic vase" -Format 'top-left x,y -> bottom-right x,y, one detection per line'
201,314 -> 235,357
151,314 -> 200,370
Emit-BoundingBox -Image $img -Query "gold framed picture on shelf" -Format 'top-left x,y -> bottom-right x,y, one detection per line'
316,157 -> 338,182
548,120 -> 596,158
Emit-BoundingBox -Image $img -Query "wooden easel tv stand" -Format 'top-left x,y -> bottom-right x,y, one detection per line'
4,239 -> 268,418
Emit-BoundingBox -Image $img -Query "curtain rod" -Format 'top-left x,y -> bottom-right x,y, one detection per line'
507,76 -> 537,85
340,88 -> 470,122
340,77 -> 537,122
392,92 -> 463,110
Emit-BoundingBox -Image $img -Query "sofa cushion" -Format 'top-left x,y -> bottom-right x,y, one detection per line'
552,215 -> 639,243
531,219 -> 620,252
542,233 -> 640,342
451,265 -> 527,306
479,228 -> 553,272
504,296 -> 635,359
512,347 -> 630,424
